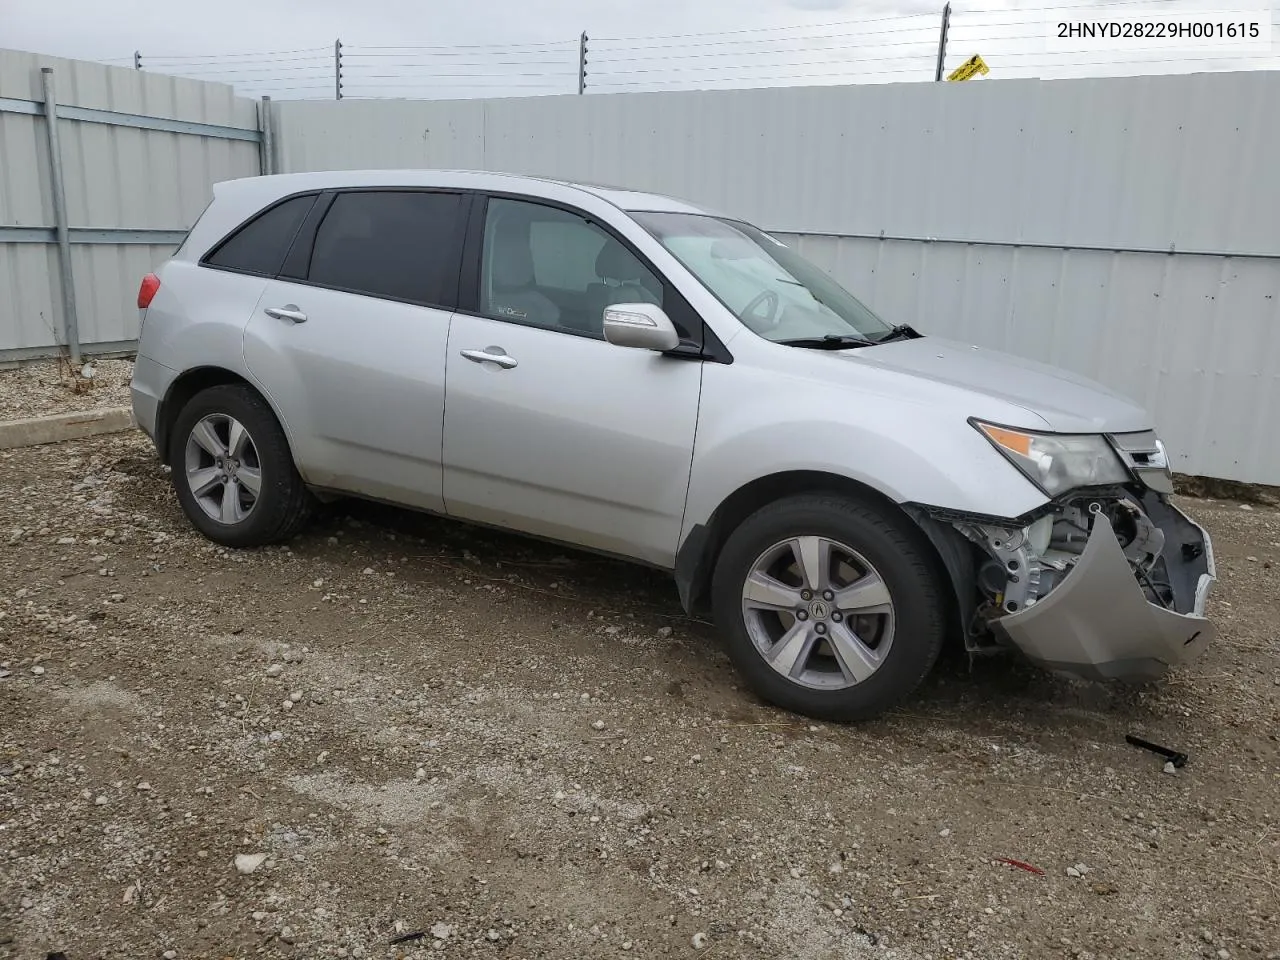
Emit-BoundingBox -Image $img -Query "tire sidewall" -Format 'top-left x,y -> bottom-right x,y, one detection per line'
168,385 -> 299,547
711,496 -> 946,721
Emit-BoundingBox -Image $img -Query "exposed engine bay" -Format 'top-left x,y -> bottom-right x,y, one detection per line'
969,492 -> 1175,620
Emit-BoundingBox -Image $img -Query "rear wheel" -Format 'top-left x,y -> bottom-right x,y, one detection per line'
711,494 -> 947,721
169,384 -> 313,547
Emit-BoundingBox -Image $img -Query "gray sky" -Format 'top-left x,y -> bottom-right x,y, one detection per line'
5,0 -> 1278,99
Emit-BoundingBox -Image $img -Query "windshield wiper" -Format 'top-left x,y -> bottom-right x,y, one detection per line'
874,323 -> 922,344
775,334 -> 873,350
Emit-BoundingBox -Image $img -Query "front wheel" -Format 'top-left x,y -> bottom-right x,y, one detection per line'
169,384 -> 314,547
710,494 -> 948,721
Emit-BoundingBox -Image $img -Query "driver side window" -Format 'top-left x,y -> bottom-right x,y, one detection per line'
480,198 -> 663,337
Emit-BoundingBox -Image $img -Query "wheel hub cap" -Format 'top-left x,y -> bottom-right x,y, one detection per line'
740,535 -> 896,692
184,413 -> 261,525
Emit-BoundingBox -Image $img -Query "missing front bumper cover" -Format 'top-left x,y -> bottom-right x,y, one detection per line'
992,501 -> 1215,681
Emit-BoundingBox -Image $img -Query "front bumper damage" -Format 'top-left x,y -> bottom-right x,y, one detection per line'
992,498 -> 1215,681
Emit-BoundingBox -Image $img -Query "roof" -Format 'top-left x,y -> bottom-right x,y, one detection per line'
217,168 -> 713,215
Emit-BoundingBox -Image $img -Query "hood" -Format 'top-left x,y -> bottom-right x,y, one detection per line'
842,336 -> 1150,434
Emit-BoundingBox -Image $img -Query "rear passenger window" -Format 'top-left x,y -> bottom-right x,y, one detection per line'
205,194 -> 315,276
307,191 -> 463,306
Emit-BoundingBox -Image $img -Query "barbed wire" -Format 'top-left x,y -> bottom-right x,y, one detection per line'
109,0 -> 1279,101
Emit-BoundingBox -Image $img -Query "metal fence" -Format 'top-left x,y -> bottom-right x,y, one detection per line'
0,49 -> 262,361
270,70 -> 1280,486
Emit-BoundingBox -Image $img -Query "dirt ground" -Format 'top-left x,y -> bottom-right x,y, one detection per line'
0,358 -> 133,421
1,429 -> 1277,960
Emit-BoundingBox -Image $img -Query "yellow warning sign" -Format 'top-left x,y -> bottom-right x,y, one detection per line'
947,54 -> 990,82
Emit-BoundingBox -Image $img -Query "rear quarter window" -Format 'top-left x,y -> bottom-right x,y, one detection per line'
203,194 -> 317,277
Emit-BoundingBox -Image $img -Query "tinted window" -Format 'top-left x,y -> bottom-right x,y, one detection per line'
307,191 -> 463,305
206,195 -> 315,276
481,198 -> 662,336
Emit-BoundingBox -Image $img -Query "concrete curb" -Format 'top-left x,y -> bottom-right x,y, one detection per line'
0,407 -> 137,450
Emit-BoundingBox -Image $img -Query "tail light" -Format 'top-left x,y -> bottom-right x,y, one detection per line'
137,273 -> 161,309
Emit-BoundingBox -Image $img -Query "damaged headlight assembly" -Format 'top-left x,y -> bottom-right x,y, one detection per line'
971,420 -> 1132,496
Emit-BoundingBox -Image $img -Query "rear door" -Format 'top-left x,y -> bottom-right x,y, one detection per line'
242,189 -> 467,511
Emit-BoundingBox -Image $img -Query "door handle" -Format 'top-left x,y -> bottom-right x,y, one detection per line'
265,304 -> 307,324
460,347 -> 518,369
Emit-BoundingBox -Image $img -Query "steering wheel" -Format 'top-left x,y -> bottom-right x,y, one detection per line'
741,290 -> 780,327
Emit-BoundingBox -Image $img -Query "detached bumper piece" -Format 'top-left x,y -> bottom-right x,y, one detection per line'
996,500 -> 1215,681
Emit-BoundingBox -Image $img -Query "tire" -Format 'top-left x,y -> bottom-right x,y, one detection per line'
168,384 -> 314,548
710,493 -> 948,722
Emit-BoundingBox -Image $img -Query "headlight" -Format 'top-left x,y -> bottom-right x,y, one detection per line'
973,421 -> 1130,496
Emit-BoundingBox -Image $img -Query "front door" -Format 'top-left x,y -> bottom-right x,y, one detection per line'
242,189 -> 466,511
442,197 -> 702,567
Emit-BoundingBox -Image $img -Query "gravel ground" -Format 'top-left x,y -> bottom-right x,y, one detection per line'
0,358 -> 133,421
1,431 -> 1277,960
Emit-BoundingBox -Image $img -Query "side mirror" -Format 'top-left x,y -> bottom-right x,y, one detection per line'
602,303 -> 680,352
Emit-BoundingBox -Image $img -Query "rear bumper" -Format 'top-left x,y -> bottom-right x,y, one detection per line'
995,501 -> 1215,681
129,354 -> 177,449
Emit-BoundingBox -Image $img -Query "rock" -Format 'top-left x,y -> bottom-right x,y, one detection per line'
94,794 -> 109,806
235,852 -> 269,875
163,951 -> 177,959
592,720 -> 606,731
266,664 -> 284,677
1218,951 -> 1231,959
313,579 -> 324,588
692,932 -> 709,950
486,929 -> 501,941
1163,761 -> 1178,775
252,911 -> 268,921
363,567 -> 374,575
30,665 -> 45,676
135,781 -> 152,791
789,867 -> 803,879
1073,863 -> 1089,875
642,756 -> 654,764
280,925 -> 296,944
656,626 -> 673,638
939,828 -> 951,837
281,700 -> 294,712
622,940 -> 634,950
1066,866 -> 1081,878
431,922 -> 453,940
289,690 -> 303,703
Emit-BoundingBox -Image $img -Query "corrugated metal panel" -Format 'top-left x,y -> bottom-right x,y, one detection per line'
782,235 -> 1280,485
275,72 -> 1280,257
0,48 -> 261,354
272,72 -> 1280,484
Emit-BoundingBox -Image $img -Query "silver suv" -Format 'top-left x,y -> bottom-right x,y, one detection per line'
130,170 -> 1215,720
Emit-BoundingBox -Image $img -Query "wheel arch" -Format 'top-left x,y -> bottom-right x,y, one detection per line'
157,367 -> 291,462
675,470 -> 970,636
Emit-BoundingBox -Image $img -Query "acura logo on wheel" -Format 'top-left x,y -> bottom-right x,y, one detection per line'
809,600 -> 830,620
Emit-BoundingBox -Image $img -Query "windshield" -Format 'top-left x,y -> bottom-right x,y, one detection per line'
631,211 -> 893,343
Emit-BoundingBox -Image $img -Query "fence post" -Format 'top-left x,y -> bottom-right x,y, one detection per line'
40,67 -> 81,365
259,96 -> 274,176
133,50 -> 142,70
934,2 -> 952,81
578,32 -> 588,94
334,39 -> 343,100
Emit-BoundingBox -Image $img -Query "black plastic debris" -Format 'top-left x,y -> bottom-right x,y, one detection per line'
1126,734 -> 1188,768
388,930 -> 426,945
